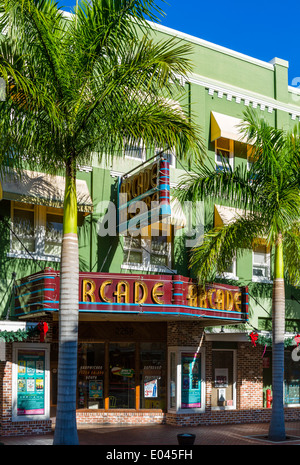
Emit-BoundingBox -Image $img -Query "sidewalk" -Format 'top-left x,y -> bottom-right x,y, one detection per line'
1,421 -> 300,446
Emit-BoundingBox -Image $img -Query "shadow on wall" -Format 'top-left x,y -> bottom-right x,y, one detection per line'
96,182 -> 120,273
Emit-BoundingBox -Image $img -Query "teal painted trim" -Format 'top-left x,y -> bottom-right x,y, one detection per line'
160,205 -> 171,215
15,300 -> 247,318
75,309 -> 245,321
76,301 -> 245,316
118,206 -> 171,232
14,308 -> 59,316
15,288 -> 55,299
14,300 -> 59,310
118,187 -> 158,210
14,307 -> 245,321
15,276 -> 55,288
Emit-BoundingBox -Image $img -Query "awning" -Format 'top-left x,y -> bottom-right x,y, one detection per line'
169,196 -> 187,229
0,169 -> 93,213
214,204 -> 267,244
214,204 -> 248,227
211,111 -> 248,143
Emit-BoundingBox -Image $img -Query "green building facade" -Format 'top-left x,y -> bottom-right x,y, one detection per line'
1,22 -> 300,434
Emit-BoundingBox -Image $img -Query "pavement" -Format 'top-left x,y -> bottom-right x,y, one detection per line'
1,421 -> 300,447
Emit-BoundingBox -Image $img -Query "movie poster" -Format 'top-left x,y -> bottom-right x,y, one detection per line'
17,350 -> 45,416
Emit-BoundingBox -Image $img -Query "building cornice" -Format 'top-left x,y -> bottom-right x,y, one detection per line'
149,22 -> 300,120
186,72 -> 300,120
149,21 -> 275,70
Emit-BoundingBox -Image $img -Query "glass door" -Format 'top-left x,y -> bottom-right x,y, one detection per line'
109,343 -> 135,408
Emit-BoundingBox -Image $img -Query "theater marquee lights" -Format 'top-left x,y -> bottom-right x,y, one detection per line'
15,270 -> 248,325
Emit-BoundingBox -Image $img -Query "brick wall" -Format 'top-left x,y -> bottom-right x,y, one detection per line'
76,410 -> 166,425
1,319 -> 300,435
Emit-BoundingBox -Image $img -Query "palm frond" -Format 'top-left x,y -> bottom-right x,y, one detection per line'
283,223 -> 300,286
174,157 -> 255,210
190,211 -> 266,283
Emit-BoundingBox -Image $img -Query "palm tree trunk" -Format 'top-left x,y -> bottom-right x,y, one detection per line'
268,232 -> 286,441
53,158 -> 79,445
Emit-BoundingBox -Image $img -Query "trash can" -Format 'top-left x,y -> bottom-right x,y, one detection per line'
177,433 -> 196,445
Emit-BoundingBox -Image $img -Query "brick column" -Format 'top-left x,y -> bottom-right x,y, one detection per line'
237,341 -> 264,410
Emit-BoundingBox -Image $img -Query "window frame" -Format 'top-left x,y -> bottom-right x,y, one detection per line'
167,346 -> 206,414
215,138 -> 234,172
216,255 -> 239,281
8,201 -> 63,262
211,348 -> 237,411
124,140 -> 146,161
252,245 -> 271,283
121,232 -> 175,273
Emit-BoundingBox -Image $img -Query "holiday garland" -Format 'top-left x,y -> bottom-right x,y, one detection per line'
249,331 -> 300,348
0,326 -> 39,342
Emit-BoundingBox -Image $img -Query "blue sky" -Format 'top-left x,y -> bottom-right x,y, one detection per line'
61,0 -> 300,88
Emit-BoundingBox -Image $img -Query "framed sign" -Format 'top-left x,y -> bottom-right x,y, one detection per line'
214,368 -> 228,388
181,352 -> 201,409
12,343 -> 50,422
144,379 -> 158,398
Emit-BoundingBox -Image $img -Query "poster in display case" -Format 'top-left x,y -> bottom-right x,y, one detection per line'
214,368 -> 229,388
12,343 -> 50,422
181,352 -> 201,409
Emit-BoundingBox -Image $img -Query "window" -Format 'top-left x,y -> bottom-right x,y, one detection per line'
247,144 -> 257,181
215,138 -> 234,172
122,233 -> 173,272
155,148 -> 175,168
140,342 -> 166,409
211,349 -> 236,409
9,201 -> 63,261
252,245 -> 271,282
169,352 -> 176,409
77,343 -> 105,409
124,141 -> 145,161
284,349 -> 300,405
216,256 -> 238,281
123,235 -> 143,265
75,331 -> 167,411
11,203 -> 35,253
45,209 -> 63,256
167,346 -> 205,413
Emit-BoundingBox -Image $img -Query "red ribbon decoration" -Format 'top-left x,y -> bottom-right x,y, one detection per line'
295,334 -> 300,347
37,322 -> 49,342
250,331 -> 258,347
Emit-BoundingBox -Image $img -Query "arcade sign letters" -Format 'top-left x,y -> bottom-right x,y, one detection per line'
81,277 -> 243,312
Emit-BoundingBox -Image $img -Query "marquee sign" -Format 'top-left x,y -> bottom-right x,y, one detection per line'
15,269 -> 248,326
118,158 -> 171,235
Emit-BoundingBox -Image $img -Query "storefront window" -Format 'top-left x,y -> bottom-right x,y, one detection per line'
284,350 -> 300,405
109,343 -> 135,408
169,352 -> 176,409
140,342 -> 166,409
211,350 -> 235,408
77,343 -> 105,409
181,352 -> 201,409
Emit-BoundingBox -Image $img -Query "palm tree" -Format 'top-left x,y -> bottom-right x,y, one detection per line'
0,0 -> 204,444
175,106 -> 300,441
